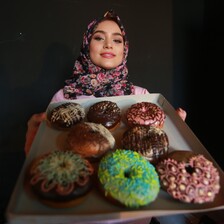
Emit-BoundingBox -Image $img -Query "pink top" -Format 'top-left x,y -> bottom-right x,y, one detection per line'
50,86 -> 149,103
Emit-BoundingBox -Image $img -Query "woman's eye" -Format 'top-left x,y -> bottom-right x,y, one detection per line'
92,35 -> 123,44
114,39 -> 123,44
93,36 -> 104,41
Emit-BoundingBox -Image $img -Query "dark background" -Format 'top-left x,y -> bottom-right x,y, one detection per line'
0,0 -> 223,223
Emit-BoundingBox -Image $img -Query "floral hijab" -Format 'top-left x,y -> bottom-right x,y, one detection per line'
63,10 -> 134,99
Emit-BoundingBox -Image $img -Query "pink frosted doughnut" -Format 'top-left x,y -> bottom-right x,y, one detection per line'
156,151 -> 220,204
126,102 -> 165,128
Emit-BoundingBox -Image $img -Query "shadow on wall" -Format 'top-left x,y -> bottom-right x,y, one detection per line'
0,42 -> 74,152
173,1 -> 224,170
185,2 -> 223,170
0,42 -> 74,223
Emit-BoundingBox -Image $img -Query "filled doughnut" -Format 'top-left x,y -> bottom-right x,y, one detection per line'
156,150 -> 220,204
66,122 -> 115,160
47,102 -> 85,130
24,150 -> 94,208
121,125 -> 169,164
98,149 -> 160,208
87,100 -> 121,131
126,102 -> 165,128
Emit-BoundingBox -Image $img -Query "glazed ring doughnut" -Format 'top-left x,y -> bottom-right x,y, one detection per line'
98,149 -> 160,208
156,150 -> 220,204
47,102 -> 85,130
87,100 -> 121,131
126,102 -> 165,128
66,122 -> 115,161
121,125 -> 169,164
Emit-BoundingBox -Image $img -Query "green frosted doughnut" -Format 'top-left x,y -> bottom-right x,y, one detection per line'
98,149 -> 160,208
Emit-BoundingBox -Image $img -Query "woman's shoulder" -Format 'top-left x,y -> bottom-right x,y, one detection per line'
50,86 -> 149,103
50,89 -> 96,103
133,85 -> 149,95
50,89 -> 65,103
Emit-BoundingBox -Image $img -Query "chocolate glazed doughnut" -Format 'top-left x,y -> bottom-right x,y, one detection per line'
121,125 -> 169,164
126,102 -> 165,128
66,122 -> 116,161
87,100 -> 121,131
47,102 -> 85,130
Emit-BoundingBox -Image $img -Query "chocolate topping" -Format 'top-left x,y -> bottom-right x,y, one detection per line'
122,126 -> 169,164
87,100 -> 121,129
48,102 -> 85,129
66,122 -> 115,158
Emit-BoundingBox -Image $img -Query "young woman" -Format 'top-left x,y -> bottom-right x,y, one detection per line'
25,10 -> 186,155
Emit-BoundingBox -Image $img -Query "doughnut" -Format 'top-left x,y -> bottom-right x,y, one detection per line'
47,102 -> 85,130
126,102 -> 165,128
66,122 -> 115,160
24,150 -> 94,208
156,150 -> 220,204
121,126 -> 169,164
87,100 -> 121,131
98,149 -> 160,208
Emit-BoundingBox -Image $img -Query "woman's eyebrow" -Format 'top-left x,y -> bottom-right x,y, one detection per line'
93,30 -> 122,37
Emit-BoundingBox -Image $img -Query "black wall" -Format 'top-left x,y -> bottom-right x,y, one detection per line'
0,0 -> 224,223
0,1 -> 173,152
173,0 -> 224,169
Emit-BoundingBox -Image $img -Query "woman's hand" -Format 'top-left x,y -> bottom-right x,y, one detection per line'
176,107 -> 187,121
24,112 -> 46,155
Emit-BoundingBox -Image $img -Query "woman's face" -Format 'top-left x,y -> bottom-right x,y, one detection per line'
89,20 -> 124,70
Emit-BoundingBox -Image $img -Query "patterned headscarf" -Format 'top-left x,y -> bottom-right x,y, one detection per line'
63,10 -> 134,99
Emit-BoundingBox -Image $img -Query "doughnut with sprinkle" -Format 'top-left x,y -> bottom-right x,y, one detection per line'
24,150 -> 94,208
98,149 -> 160,208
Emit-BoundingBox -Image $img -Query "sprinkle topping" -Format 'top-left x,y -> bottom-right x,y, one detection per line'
29,151 -> 94,195
98,149 -> 160,208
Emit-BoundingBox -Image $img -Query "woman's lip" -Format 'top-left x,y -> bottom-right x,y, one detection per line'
100,53 -> 115,58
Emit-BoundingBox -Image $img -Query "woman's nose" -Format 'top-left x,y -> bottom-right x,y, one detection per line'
103,40 -> 112,49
